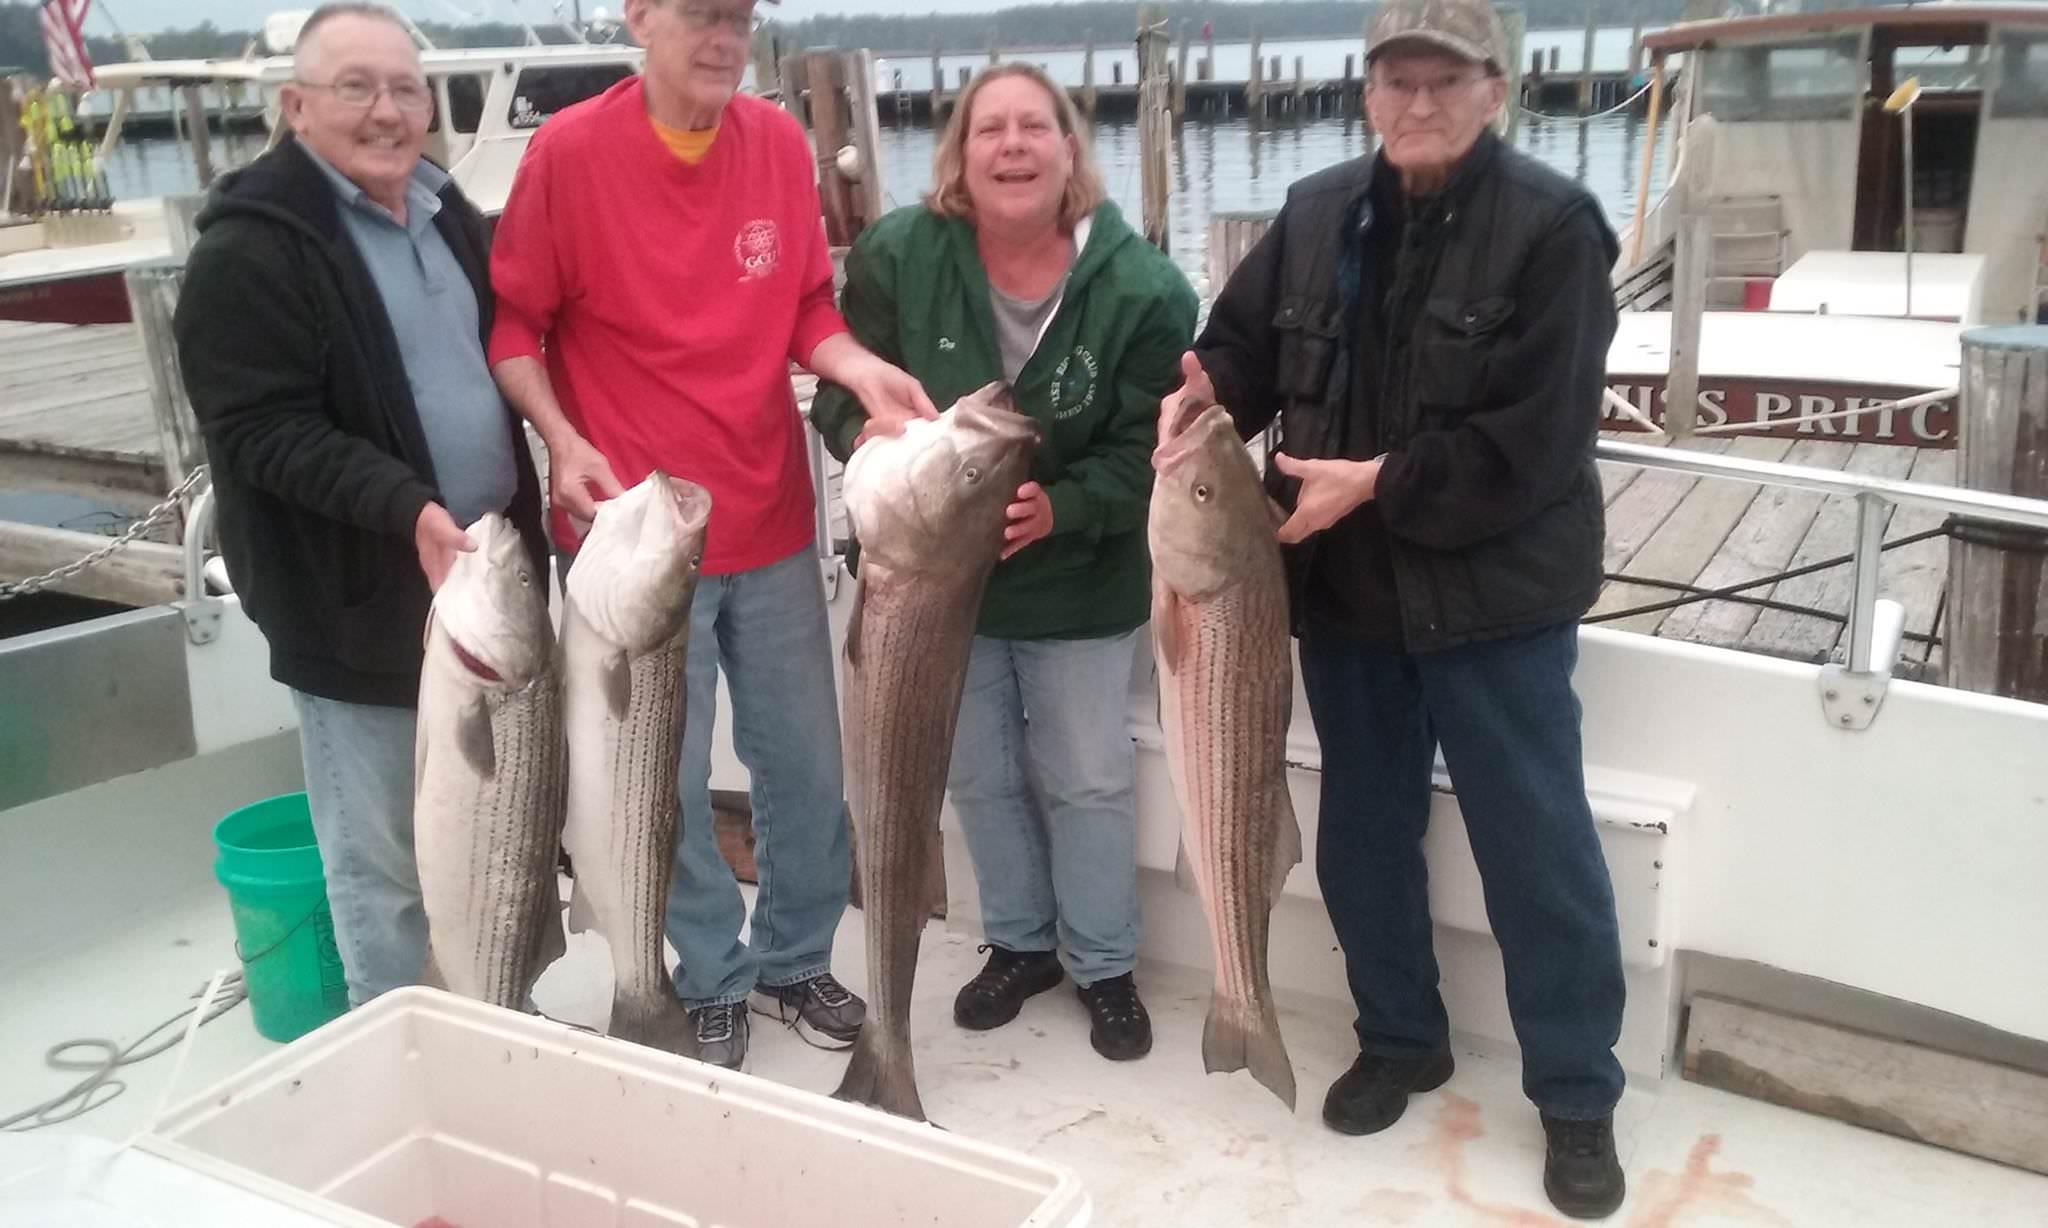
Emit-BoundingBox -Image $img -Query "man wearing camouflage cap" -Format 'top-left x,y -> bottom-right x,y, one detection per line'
1177,0 -> 1626,1216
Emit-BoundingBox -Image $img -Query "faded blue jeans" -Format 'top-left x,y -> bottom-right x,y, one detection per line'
945,631 -> 1142,987
290,691 -> 423,1007
661,546 -> 852,1009
1298,620 -> 1626,1120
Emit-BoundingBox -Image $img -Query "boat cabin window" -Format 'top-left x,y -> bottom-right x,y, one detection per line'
445,73 -> 487,134
1990,30 -> 2048,118
508,63 -> 635,129
1699,35 -> 1863,121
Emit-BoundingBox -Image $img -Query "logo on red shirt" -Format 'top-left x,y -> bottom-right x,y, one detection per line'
734,219 -> 781,281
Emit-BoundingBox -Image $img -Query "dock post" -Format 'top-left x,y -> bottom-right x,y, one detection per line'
123,262 -> 206,505
1136,4 -> 1172,252
1248,28 -> 1264,119
1630,14 -> 1646,78
1947,327 -> 2048,702
1578,0 -> 1598,113
1499,3 -> 1526,139
929,46 -> 945,121
1292,55 -> 1304,117
1175,26 -> 1190,118
792,52 -> 885,248
1082,39 -> 1098,115
177,85 -> 215,188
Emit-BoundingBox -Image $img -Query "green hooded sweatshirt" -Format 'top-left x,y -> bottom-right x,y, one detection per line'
811,201 -> 1199,641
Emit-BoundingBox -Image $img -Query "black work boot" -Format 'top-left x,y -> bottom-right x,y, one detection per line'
1074,972 -> 1152,1060
1320,1049 -> 1456,1135
1541,1113 -> 1625,1220
952,945 -> 1063,1031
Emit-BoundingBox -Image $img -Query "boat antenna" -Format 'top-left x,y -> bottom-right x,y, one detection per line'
1884,76 -> 1923,319
92,0 -> 153,61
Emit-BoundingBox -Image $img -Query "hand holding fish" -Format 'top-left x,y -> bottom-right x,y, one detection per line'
816,338 -> 940,450
1162,352 -> 1218,445
414,502 -> 474,592
545,428 -> 626,525
1270,453 -> 1383,544
1002,481 -> 1054,559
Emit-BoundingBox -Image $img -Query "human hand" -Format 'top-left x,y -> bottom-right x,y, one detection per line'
1002,481 -> 1054,559
544,428 -> 624,525
1271,454 -> 1383,544
847,355 -> 940,445
414,502 -> 474,591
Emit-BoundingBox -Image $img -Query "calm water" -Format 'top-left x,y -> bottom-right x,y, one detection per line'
106,111 -> 1669,298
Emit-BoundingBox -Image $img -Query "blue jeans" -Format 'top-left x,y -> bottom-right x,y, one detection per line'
946,631 -> 1142,987
290,691 -> 424,1007
1298,621 -> 1626,1119
661,547 -> 851,1008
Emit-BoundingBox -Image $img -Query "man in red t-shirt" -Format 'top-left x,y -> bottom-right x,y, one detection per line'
489,0 -> 935,1071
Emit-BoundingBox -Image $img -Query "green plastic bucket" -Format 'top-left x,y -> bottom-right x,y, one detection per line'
213,792 -> 350,1042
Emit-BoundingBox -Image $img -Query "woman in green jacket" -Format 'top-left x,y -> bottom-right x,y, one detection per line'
811,63 -> 1197,1062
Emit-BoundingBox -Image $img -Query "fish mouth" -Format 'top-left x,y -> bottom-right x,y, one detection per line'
1153,395 -> 1219,473
451,639 -> 503,683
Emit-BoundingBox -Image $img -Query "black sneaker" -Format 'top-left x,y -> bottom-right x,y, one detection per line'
1541,1113 -> 1625,1220
690,1001 -> 749,1072
952,945 -> 1063,1031
1075,972 -> 1152,1061
751,972 -> 865,1050
1321,1049 -> 1455,1135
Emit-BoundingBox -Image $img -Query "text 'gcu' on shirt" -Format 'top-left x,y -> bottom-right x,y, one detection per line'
487,81 -> 847,573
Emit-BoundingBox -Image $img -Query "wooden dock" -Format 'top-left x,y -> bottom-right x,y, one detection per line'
0,324 -> 1960,682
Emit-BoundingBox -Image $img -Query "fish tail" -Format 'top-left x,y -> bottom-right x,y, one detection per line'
609,991 -> 698,1059
1203,998 -> 1298,1111
832,1023 -> 927,1122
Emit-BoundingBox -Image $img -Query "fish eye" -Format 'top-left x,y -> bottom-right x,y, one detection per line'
1193,483 -> 1212,502
964,465 -> 982,484
517,571 -> 531,586
691,554 -> 702,568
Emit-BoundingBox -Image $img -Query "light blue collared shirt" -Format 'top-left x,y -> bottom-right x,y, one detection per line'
304,149 -> 517,527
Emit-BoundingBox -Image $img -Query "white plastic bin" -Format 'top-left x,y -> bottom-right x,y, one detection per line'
139,987 -> 1089,1228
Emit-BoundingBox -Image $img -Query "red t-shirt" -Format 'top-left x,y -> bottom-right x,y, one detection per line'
488,80 -> 846,573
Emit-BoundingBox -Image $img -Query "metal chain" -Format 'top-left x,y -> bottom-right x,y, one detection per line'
0,466 -> 211,602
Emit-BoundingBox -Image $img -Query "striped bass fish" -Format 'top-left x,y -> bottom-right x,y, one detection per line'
560,471 -> 710,1056
1148,396 -> 1303,1110
833,382 -> 1039,1122
414,512 -> 567,1010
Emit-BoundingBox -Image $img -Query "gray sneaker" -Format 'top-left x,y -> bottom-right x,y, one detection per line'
690,1001 -> 750,1071
750,973 -> 865,1050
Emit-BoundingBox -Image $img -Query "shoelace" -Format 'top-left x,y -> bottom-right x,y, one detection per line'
1548,1119 -> 1611,1158
696,1002 -> 739,1044
1084,979 -> 1145,1024
806,974 -> 853,1009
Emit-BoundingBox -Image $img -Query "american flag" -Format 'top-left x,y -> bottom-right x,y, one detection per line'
39,0 -> 96,89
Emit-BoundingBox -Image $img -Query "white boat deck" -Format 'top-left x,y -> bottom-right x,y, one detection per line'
5,880 -> 2044,1227
1608,311 -> 1964,390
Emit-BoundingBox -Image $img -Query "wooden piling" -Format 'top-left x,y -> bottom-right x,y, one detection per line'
929,47 -> 945,120
1292,55 -> 1305,116
1248,28 -> 1264,118
1578,0 -> 1599,113
1082,39 -> 1098,114
1630,13 -> 1647,77
1136,4 -> 1172,252
1175,27 -> 1190,117
1499,3 -> 1527,140
1947,326 -> 2048,702
793,52 -> 885,247
1207,210 -> 1277,296
178,85 -> 215,188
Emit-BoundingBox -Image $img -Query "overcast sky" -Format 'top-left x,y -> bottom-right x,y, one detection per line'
92,0 -> 1033,38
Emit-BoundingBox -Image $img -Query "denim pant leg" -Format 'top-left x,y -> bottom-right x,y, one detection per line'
665,547 -> 851,1006
1014,632 -> 1142,986
290,691 -> 425,1007
946,637 -> 1059,955
1297,626 -> 1449,1057
663,568 -> 752,1008
1417,624 -> 1626,1119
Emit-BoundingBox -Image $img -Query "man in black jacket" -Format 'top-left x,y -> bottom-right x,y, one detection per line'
1182,0 -> 1627,1217
173,2 -> 548,1008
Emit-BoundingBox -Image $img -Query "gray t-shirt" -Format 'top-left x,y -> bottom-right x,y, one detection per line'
304,149 -> 518,528
985,218 -> 1091,385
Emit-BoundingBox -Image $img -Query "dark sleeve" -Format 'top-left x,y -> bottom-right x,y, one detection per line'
807,227 -> 897,464
174,228 -> 439,536
1043,273 -> 1200,543
1191,209 -> 1287,439
1375,205 -> 1618,551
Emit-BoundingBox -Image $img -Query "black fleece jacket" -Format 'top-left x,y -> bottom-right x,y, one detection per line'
173,137 -> 547,705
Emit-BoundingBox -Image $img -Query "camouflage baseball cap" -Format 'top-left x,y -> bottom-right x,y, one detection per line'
1368,0 -> 1509,72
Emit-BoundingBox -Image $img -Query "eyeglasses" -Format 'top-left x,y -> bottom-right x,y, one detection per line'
676,3 -> 761,36
1367,71 -> 1486,108
297,76 -> 434,114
